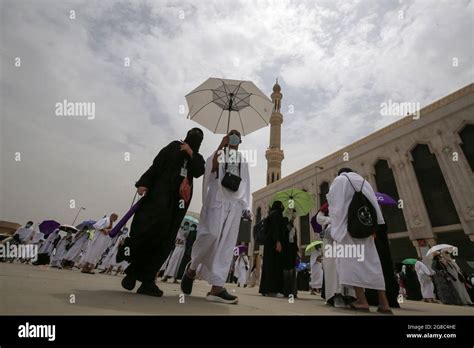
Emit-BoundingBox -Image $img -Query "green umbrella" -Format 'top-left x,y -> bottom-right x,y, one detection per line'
402,258 -> 417,265
304,240 -> 324,256
270,188 -> 316,217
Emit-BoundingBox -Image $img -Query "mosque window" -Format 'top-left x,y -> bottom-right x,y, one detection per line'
374,159 -> 407,233
459,124 -> 474,171
411,144 -> 460,227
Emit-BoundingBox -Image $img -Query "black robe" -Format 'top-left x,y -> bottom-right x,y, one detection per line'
123,141 -> 204,283
259,210 -> 285,295
365,223 -> 401,308
176,228 -> 197,280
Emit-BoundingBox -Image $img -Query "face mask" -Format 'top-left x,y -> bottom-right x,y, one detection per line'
183,225 -> 190,231
229,134 -> 240,146
26,223 -> 32,228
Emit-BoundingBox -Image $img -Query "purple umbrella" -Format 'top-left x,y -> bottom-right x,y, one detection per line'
108,197 -> 144,238
375,192 -> 398,206
38,220 -> 60,236
310,214 -> 322,233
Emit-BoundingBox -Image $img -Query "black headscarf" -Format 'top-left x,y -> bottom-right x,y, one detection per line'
270,200 -> 284,213
184,127 -> 204,152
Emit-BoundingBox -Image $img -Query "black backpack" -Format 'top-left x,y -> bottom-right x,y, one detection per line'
343,174 -> 377,239
253,218 -> 268,245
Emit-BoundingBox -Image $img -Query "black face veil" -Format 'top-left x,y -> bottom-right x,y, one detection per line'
184,127 -> 204,152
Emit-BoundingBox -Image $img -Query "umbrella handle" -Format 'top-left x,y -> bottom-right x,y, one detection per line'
130,191 -> 138,209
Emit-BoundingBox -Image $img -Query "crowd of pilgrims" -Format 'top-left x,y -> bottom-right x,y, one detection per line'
2,128 -> 473,311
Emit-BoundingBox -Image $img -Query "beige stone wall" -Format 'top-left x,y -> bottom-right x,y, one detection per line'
251,83 -> 474,258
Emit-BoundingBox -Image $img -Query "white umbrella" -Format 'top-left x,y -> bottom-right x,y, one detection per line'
426,244 -> 457,258
185,77 -> 273,135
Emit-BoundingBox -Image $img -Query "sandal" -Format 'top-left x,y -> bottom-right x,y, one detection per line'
348,302 -> 370,313
376,307 -> 394,315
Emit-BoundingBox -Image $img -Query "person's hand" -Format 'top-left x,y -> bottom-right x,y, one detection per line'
276,241 -> 282,253
137,186 -> 148,196
102,228 -> 111,235
180,142 -> 193,157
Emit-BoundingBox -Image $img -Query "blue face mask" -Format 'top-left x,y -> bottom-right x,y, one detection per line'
229,134 -> 240,146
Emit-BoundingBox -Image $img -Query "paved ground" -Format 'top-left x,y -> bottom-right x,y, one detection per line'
1,262 -> 473,316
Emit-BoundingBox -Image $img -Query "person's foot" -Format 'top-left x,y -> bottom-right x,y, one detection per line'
137,282 -> 163,297
172,279 -> 179,284
121,274 -> 137,291
376,307 -> 394,315
348,302 -> 370,312
180,263 -> 195,295
161,276 -> 169,282
206,288 -> 238,304
264,293 -> 285,298
243,284 -> 247,288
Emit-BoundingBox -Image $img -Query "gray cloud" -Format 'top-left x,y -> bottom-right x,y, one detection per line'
1,0 -> 472,225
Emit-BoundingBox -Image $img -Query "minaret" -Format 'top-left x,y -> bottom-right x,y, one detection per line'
265,79 -> 284,185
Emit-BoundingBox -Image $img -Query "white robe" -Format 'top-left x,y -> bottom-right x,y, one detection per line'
50,236 -> 72,267
101,233 -> 128,270
80,217 -> 112,266
38,229 -> 60,255
13,226 -> 34,243
415,260 -> 435,299
445,259 -> 473,305
310,248 -> 323,289
164,228 -> 188,278
191,150 -> 250,287
233,254 -> 249,285
327,172 -> 385,291
63,231 -> 89,262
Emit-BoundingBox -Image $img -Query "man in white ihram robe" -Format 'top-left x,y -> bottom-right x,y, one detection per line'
327,168 -> 391,313
181,131 -> 250,304
50,232 -> 73,268
162,224 -> 189,282
233,253 -> 249,287
309,247 -> 323,293
13,222 -> 34,244
62,227 -> 90,269
414,259 -> 436,302
81,214 -> 118,274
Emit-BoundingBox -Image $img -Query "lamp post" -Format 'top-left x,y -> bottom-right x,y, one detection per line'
72,207 -> 86,225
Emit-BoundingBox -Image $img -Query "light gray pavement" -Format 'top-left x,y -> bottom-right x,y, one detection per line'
1,262 -> 473,316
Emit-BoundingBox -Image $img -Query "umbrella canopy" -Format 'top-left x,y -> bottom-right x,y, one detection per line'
402,258 -> 418,265
426,244 -> 457,258
38,220 -> 60,236
375,192 -> 398,206
270,188 -> 316,217
58,224 -> 78,234
76,220 -> 96,231
185,77 -> 273,135
304,240 -> 323,256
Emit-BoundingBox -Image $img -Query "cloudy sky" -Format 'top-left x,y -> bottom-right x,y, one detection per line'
1,0 -> 472,226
